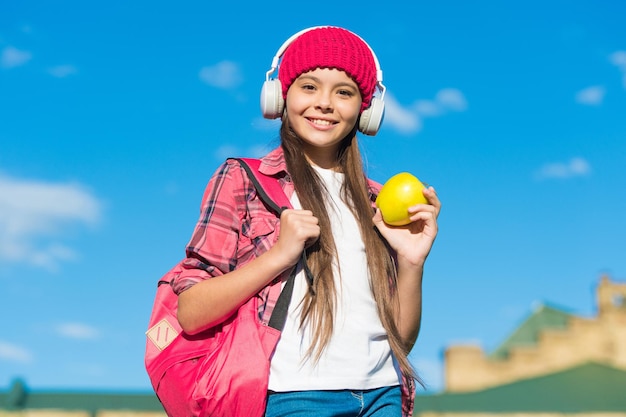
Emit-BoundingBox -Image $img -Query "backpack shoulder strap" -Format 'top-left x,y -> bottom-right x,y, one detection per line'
230,157 -> 292,213
229,157 -> 295,331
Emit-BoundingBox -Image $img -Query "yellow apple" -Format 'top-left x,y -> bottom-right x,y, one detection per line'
376,172 -> 428,226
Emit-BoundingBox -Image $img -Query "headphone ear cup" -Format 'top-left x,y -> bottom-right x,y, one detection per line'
260,79 -> 284,119
358,97 -> 385,136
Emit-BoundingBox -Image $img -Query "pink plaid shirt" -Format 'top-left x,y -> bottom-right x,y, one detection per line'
171,146 -> 415,417
172,147 -> 294,325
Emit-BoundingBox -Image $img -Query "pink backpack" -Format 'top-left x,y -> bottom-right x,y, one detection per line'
145,158 -> 294,417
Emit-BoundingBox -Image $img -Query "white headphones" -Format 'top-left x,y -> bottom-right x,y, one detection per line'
260,26 -> 386,136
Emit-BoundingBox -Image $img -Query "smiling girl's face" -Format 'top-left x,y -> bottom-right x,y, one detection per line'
285,67 -> 362,168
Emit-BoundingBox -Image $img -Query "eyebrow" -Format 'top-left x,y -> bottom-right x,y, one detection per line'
297,74 -> 358,89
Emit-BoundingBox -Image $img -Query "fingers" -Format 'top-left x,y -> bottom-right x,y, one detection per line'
408,202 -> 438,227
421,186 -> 441,217
273,209 -> 321,266
280,209 -> 320,242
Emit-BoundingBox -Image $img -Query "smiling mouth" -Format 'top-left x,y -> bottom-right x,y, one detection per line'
308,118 -> 335,126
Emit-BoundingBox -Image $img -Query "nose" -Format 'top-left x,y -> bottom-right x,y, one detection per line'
315,90 -> 333,112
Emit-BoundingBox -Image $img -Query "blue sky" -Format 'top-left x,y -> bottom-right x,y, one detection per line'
1,0 -> 625,393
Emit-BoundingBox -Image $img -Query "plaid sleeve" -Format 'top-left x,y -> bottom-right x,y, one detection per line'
171,160 -> 248,294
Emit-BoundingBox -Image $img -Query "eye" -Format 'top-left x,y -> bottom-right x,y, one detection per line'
300,83 -> 316,91
337,88 -> 356,98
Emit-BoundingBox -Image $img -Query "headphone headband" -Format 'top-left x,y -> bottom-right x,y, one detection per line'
264,25 -> 385,99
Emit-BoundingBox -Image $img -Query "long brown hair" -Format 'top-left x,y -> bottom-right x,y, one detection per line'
280,118 -> 417,381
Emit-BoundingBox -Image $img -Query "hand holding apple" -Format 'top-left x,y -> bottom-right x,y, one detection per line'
375,172 -> 429,226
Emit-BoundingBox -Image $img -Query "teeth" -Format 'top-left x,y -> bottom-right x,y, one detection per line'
311,119 -> 332,126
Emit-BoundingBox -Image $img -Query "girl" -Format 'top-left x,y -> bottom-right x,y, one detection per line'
173,26 -> 440,417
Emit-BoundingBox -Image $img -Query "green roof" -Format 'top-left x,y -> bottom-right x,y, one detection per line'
414,361 -> 626,414
489,303 -> 572,360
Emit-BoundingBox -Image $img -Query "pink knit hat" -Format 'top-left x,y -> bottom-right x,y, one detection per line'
278,27 -> 378,112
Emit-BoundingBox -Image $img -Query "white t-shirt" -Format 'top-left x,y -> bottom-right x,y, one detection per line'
268,166 -> 400,392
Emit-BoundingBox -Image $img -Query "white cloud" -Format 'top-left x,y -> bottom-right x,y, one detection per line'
199,60 -> 243,89
1,46 -> 32,69
609,50 -> 626,88
575,85 -> 605,105
435,88 -> 468,112
384,94 -> 423,134
0,174 -> 102,270
535,157 -> 591,180
0,341 -> 33,363
48,64 -> 78,78
413,88 -> 468,117
611,50 -> 626,69
55,322 -> 100,340
413,100 -> 442,117
384,88 -> 467,135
